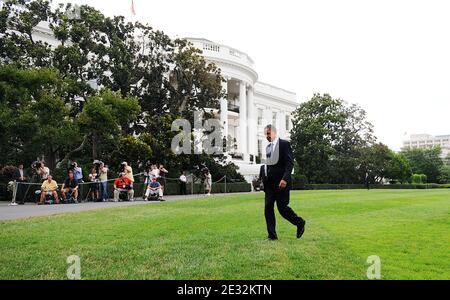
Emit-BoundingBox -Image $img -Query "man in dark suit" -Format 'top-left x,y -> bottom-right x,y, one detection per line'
259,125 -> 305,241
13,164 -> 28,205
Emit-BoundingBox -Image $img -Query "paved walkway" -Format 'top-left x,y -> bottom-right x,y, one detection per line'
0,193 -> 254,221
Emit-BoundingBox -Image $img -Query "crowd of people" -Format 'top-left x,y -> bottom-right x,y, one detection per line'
10,160 -> 214,205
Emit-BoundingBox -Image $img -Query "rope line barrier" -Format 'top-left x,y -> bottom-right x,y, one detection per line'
9,173 -> 249,205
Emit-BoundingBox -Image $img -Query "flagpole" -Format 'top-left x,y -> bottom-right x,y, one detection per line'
130,0 -> 137,22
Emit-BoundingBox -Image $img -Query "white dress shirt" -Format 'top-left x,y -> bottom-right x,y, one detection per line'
265,137 -> 279,176
179,175 -> 187,183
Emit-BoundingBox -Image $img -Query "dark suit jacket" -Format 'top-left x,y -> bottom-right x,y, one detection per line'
259,139 -> 294,190
13,169 -> 27,182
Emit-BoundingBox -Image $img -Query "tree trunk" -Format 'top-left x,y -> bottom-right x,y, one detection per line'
47,147 -> 57,172
92,133 -> 98,160
60,135 -> 89,164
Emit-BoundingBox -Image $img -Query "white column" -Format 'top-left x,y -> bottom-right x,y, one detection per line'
262,108 -> 272,158
247,85 -> 256,160
220,79 -> 229,145
278,111 -> 286,139
239,81 -> 248,160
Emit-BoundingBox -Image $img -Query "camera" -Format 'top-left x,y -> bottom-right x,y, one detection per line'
68,162 -> 76,171
93,160 -> 102,177
31,161 -> 42,176
193,163 -> 209,181
119,162 -> 126,174
31,161 -> 42,170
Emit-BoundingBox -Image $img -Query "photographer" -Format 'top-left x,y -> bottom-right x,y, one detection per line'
72,162 -> 83,184
13,164 -> 28,204
121,162 -> 134,183
151,164 -> 159,180
113,173 -> 134,202
204,169 -> 212,196
99,162 -> 108,202
145,177 -> 165,201
88,167 -> 100,202
61,170 -> 79,203
39,175 -> 59,205
158,164 -> 168,193
38,161 -> 50,181
179,171 -> 187,195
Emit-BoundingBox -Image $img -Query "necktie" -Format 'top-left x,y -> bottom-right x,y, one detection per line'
266,143 -> 273,159
265,143 -> 273,177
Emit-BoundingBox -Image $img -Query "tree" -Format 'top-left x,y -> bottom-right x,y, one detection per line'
0,0 -> 242,182
110,135 -> 152,169
385,152 -> 412,184
77,89 -> 141,159
438,165 -> 450,184
290,94 -> 376,184
358,143 -> 392,184
401,147 -> 443,183
0,64 -> 81,169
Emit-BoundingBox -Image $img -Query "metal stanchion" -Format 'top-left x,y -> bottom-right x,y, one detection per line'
9,181 -> 18,206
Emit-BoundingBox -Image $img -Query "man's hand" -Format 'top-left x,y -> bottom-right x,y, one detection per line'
279,180 -> 287,190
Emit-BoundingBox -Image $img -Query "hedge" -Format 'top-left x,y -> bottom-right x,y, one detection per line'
293,183 -> 450,190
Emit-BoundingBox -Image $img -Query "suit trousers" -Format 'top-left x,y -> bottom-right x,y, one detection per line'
264,184 -> 304,239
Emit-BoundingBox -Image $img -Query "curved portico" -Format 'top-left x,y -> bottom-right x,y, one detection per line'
182,38 -> 300,180
186,38 -> 259,163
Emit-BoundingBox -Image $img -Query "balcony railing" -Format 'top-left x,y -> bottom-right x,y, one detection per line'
228,103 -> 240,113
230,152 -> 244,160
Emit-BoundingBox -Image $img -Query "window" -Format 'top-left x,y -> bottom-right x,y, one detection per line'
258,140 -> 263,158
257,108 -> 263,125
272,112 -> 277,126
285,115 -> 290,130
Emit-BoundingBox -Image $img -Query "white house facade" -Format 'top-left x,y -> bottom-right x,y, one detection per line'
186,38 -> 299,179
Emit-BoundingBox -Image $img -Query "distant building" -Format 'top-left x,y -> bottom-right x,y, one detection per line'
402,134 -> 450,159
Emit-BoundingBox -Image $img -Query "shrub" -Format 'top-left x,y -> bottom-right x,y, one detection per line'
0,166 -> 18,183
292,175 -> 308,190
411,174 -> 427,184
292,183 -> 450,190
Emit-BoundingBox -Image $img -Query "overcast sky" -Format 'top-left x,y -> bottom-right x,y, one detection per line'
57,0 -> 449,150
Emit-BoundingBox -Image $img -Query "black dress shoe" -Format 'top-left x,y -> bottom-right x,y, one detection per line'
268,237 -> 278,241
297,220 -> 306,239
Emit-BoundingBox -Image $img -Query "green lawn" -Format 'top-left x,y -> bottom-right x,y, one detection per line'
1,189 -> 449,280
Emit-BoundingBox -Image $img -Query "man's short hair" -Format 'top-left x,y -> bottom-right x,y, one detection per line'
264,124 -> 277,132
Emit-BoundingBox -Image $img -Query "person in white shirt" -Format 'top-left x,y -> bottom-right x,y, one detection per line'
151,164 -> 160,179
204,170 -> 212,196
122,162 -> 134,183
179,172 -> 187,195
99,162 -> 108,202
38,162 -> 50,181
